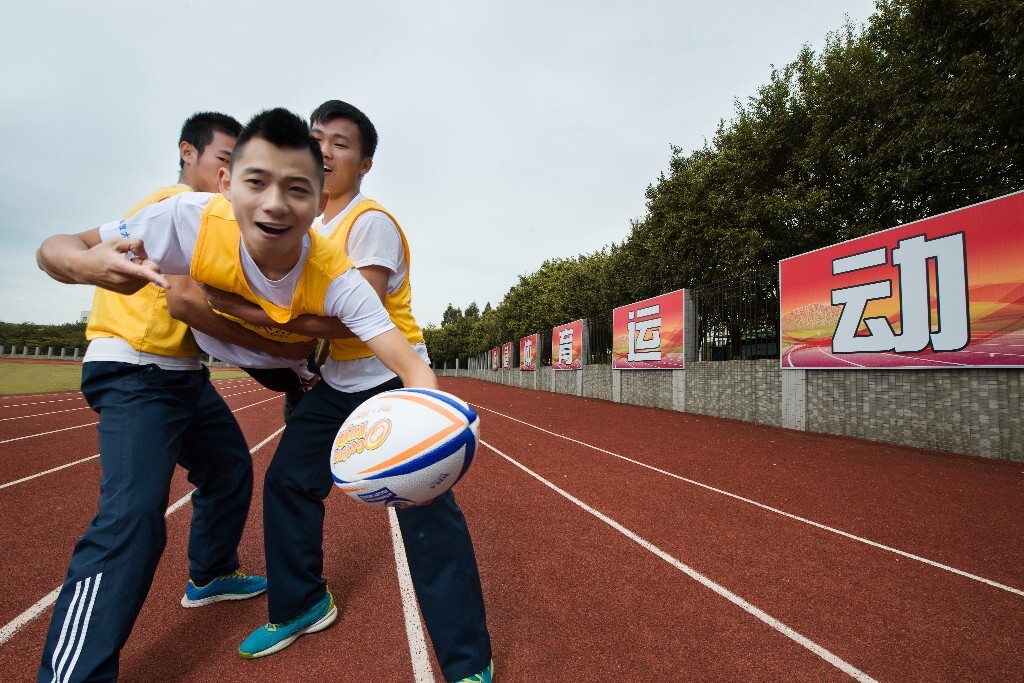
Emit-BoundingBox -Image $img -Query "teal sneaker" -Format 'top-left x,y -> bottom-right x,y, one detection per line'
238,589 -> 337,659
455,660 -> 494,683
181,570 -> 267,607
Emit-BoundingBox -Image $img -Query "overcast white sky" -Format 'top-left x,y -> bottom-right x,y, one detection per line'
1,0 -> 876,328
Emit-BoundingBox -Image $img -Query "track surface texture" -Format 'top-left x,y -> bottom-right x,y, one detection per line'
0,376 -> 1021,682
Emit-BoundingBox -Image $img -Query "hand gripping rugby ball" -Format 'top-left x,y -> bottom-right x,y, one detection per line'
329,389 -> 479,508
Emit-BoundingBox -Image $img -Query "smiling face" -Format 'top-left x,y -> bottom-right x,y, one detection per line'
311,117 -> 372,201
219,137 -> 327,279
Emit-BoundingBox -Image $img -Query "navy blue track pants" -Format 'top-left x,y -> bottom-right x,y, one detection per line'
38,362 -> 253,683
263,376 -> 491,682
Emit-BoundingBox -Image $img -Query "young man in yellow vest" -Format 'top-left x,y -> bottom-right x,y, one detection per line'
38,107 -> 442,675
32,112 -> 271,683
204,101 -> 493,683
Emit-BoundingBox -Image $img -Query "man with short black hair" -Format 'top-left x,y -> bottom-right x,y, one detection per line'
34,111 -> 267,683
38,108 -> 441,677
208,100 -> 494,683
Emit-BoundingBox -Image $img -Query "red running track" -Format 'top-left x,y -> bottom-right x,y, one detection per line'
0,376 -> 1021,681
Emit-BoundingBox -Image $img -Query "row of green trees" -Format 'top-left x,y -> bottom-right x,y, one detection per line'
424,0 -> 1024,363
0,322 -> 88,351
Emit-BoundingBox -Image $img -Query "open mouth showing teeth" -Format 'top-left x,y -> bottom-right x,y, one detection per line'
256,222 -> 289,235
324,166 -> 332,173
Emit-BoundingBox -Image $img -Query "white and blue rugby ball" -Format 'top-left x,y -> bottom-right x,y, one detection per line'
330,388 -> 479,508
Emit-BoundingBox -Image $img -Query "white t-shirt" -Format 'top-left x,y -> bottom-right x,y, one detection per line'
313,194 -> 429,392
84,185 -> 203,370
96,193 -> 396,384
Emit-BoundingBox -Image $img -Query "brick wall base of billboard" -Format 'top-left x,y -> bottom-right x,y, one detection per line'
440,362 -> 1023,461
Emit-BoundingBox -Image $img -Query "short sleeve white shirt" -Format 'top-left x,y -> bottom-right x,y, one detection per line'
96,193 -> 396,378
313,194 -> 430,393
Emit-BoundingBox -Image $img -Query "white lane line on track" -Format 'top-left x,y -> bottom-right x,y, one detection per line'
0,390 -> 82,401
0,422 -> 98,445
0,454 -> 100,490
387,509 -> 435,683
0,390 -> 277,446
1,397 -> 84,409
474,404 -> 1024,598
0,395 -> 282,489
0,406 -> 90,422
219,388 -> 270,400
229,396 -> 281,413
481,440 -> 878,683
0,426 -> 286,645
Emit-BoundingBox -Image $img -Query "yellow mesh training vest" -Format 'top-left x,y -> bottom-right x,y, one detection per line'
190,195 -> 355,343
85,185 -> 200,356
326,199 -> 424,361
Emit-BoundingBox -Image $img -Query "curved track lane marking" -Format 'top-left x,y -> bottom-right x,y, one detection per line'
387,508 -> 434,683
0,426 -> 286,645
474,404 -> 1024,598
481,439 -> 878,683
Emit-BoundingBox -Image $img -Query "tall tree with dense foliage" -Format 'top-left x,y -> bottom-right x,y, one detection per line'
426,0 -> 1024,362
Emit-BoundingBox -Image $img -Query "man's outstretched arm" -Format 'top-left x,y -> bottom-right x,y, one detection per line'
364,327 -> 438,390
37,227 -> 167,293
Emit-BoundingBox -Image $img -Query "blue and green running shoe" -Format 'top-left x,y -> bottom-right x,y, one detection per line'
180,570 -> 267,607
238,589 -> 338,659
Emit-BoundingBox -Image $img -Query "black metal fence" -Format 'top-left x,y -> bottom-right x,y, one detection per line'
691,268 -> 779,361
587,316 -> 612,364
440,269 -> 779,368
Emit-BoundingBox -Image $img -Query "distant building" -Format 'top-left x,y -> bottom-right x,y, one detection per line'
80,310 -> 90,323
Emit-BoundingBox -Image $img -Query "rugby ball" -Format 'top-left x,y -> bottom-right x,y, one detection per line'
329,388 -> 479,508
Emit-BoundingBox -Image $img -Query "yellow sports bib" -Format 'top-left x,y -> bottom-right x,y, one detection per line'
325,199 -> 424,361
190,195 -> 356,344
85,185 -> 200,357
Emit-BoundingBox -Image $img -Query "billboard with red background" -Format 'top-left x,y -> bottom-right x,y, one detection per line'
612,290 -> 686,370
780,191 -> 1024,369
519,334 -> 538,371
491,347 -> 499,370
551,320 -> 583,370
501,342 -> 512,369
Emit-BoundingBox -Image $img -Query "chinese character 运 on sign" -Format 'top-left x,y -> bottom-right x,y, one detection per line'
613,291 -> 685,370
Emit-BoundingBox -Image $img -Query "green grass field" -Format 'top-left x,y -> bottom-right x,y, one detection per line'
0,360 -> 246,395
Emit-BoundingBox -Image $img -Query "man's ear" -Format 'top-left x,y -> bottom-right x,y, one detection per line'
318,189 -> 329,215
218,167 -> 231,197
359,156 -> 373,178
180,141 -> 196,168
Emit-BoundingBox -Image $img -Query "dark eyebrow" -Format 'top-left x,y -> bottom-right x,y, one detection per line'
241,166 -> 315,188
286,175 -> 316,189
311,126 -> 353,143
215,148 -> 233,157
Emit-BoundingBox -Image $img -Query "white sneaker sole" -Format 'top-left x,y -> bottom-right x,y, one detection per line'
239,604 -> 338,660
181,586 -> 267,608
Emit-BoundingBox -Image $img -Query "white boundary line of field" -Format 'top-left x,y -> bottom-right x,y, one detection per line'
481,439 -> 877,682
473,404 -> 1024,598
0,427 -> 285,645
